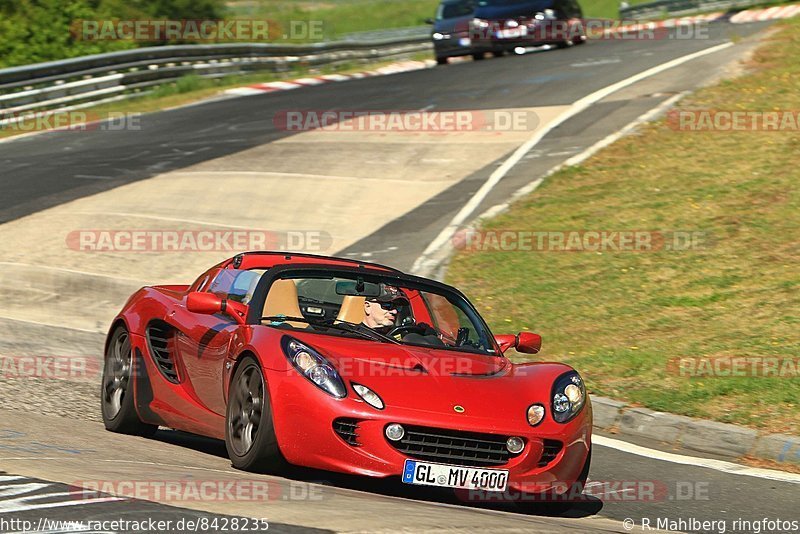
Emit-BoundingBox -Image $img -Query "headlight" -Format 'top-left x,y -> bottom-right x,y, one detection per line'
471,17 -> 490,29
433,32 -> 445,40
534,10 -> 556,21
551,372 -> 586,423
352,383 -> 384,410
281,336 -> 346,398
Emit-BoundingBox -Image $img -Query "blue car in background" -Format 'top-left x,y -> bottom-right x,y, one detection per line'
427,0 -> 585,64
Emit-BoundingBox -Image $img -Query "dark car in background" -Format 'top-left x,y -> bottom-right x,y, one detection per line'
428,0 -> 477,64
428,0 -> 585,64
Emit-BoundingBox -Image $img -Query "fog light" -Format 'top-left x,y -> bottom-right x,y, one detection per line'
506,436 -> 524,454
385,423 -> 405,441
527,404 -> 545,426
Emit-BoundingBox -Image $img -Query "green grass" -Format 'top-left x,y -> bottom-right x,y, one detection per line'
227,0 -> 441,41
227,0 -> 657,41
447,18 -> 800,435
580,0 -> 653,19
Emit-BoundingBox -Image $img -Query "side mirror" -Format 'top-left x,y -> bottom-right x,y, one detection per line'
424,17 -> 436,24
187,292 -> 246,324
495,334 -> 517,353
495,332 -> 542,354
516,332 -> 542,354
187,292 -> 223,314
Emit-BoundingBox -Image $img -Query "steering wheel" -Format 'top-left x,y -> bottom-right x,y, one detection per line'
386,324 -> 428,338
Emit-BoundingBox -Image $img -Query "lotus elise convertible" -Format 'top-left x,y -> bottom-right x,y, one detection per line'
101,251 -> 591,504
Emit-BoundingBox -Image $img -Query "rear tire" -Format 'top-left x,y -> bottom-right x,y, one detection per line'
225,357 -> 287,473
101,326 -> 158,437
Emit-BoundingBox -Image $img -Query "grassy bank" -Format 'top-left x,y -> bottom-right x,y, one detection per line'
234,0 -> 655,35
447,18 -> 800,435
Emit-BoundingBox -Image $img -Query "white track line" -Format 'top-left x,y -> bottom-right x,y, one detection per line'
410,42 -> 733,275
594,435 -> 800,484
562,92 -> 687,167
469,91 -> 687,226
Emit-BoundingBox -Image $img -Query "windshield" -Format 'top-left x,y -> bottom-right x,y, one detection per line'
256,272 -> 498,355
477,0 -> 542,6
437,0 -> 475,19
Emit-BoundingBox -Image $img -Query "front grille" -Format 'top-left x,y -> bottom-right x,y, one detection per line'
389,425 -> 518,467
538,439 -> 563,467
333,418 -> 361,446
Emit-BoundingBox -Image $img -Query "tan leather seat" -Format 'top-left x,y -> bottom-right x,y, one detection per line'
262,279 -> 306,328
336,296 -> 366,324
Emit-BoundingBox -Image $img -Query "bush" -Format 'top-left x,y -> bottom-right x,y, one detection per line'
0,0 -> 226,68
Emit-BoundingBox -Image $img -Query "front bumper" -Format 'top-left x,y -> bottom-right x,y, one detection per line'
270,373 -> 592,495
470,21 -> 578,51
433,33 -> 475,58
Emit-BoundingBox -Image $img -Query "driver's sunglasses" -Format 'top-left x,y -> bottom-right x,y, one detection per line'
370,300 -> 398,311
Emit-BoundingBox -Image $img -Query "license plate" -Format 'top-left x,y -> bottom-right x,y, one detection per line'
402,459 -> 509,491
497,27 -> 527,38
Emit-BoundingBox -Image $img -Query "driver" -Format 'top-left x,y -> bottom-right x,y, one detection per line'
361,285 -> 444,346
361,285 -> 408,333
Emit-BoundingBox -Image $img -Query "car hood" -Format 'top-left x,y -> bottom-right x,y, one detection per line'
284,331 -> 574,419
435,15 -> 474,34
291,331 -> 509,377
474,0 -> 554,20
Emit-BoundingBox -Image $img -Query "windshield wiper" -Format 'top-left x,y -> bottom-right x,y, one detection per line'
260,316 -> 398,344
332,320 -> 400,344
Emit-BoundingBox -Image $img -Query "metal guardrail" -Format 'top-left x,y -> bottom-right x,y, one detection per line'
620,0 -> 785,19
0,35 -> 433,122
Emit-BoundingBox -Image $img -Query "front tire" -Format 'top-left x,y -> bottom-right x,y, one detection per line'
472,52 -> 486,61
436,56 -> 448,65
225,357 -> 286,473
101,326 -> 158,436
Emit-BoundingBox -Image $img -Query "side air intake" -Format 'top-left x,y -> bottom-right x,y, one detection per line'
145,321 -> 179,383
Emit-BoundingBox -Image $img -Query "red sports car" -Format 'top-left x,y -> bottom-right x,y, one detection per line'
101,251 -> 591,508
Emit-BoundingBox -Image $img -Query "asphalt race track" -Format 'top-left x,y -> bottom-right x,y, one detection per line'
1,18 -> 799,534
